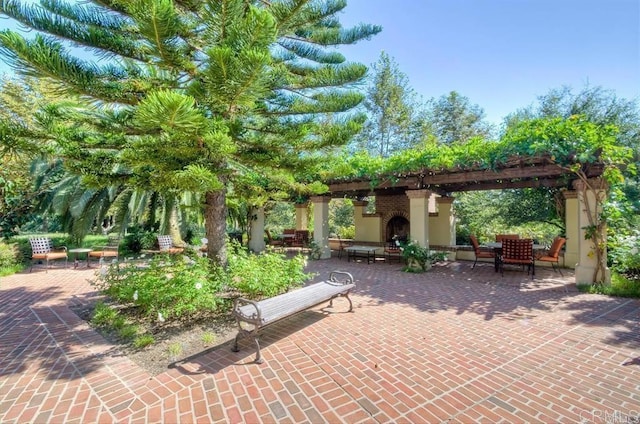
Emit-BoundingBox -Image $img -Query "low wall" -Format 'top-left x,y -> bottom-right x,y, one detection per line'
327,241 -> 567,269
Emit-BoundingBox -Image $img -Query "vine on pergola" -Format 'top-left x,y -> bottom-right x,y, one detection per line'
320,115 -> 633,284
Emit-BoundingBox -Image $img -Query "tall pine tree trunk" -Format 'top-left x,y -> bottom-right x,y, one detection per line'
205,186 -> 228,267
167,201 -> 183,246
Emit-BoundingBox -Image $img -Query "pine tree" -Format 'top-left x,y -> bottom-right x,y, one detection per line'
427,91 -> 493,144
0,0 -> 380,264
355,51 -> 422,157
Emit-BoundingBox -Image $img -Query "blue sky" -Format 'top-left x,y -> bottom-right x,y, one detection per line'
337,0 -> 640,125
1,0 -> 638,127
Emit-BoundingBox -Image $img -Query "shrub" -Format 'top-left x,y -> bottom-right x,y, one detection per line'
609,230 -> 640,280
93,254 -> 225,322
227,247 -> 311,298
91,302 -> 119,327
201,332 -> 216,345
0,241 -> 22,275
577,272 -> 640,298
121,224 -> 157,255
167,342 -> 183,358
338,226 -> 355,239
133,334 -> 155,349
118,324 -> 139,340
0,241 -> 19,267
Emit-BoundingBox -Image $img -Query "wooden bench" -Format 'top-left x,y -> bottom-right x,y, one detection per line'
231,270 -> 355,364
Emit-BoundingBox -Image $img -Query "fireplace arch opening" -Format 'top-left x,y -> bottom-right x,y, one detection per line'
385,215 -> 409,243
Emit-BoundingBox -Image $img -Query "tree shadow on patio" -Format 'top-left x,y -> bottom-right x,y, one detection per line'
0,285 -> 107,381
168,309 -> 333,374
303,258 -> 640,353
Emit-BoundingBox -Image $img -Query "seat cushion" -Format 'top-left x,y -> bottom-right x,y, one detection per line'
89,251 -> 118,257
45,252 -> 67,260
537,255 -> 558,262
503,259 -> 532,265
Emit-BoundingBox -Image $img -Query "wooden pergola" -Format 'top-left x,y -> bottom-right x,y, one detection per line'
248,155 -> 609,283
325,156 -> 605,197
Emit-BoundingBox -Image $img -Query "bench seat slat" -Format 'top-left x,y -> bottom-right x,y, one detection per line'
237,282 -> 355,324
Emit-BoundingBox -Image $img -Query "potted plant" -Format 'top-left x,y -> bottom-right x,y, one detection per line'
399,240 -> 448,273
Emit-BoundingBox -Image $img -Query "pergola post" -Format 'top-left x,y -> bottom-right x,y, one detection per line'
295,203 -> 308,230
562,190 -> 580,267
248,206 -> 266,253
431,196 -> 456,246
406,189 -> 432,247
310,196 -> 331,259
353,200 -> 371,241
573,178 -> 611,284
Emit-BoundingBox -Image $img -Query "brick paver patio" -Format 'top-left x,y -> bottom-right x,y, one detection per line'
1,258 -> 639,423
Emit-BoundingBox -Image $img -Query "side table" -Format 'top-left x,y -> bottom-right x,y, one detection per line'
68,248 -> 93,269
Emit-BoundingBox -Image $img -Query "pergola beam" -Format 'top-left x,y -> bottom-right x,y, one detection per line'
326,163 -> 571,195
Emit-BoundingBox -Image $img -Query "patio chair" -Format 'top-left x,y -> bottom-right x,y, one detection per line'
264,230 -> 284,250
157,235 -> 184,254
88,234 -> 120,265
282,228 -> 295,246
291,230 -> 309,251
536,236 -> 566,275
500,238 -> 534,277
470,235 -> 495,269
384,242 -> 403,263
337,238 -> 353,259
29,237 -> 68,272
495,234 -> 520,242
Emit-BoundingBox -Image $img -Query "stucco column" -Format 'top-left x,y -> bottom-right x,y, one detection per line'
562,190 -> 579,268
248,206 -> 266,253
406,189 -> 432,247
431,196 -> 455,246
573,178 -> 610,284
310,196 -> 331,259
353,200 -> 368,241
295,203 -> 308,230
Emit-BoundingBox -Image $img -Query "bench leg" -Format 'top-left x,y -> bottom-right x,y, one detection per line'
232,326 -> 264,364
232,332 -> 242,353
252,337 -> 264,364
328,292 -> 353,312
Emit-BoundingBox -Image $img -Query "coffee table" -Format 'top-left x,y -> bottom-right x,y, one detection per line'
343,245 -> 378,264
68,248 -> 93,269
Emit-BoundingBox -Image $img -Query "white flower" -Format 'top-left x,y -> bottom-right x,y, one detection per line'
157,312 -> 165,323
195,282 -> 203,290
133,290 -> 138,301
631,247 -> 638,255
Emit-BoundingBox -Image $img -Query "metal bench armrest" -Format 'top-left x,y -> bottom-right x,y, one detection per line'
329,271 -> 354,286
233,297 -> 262,323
